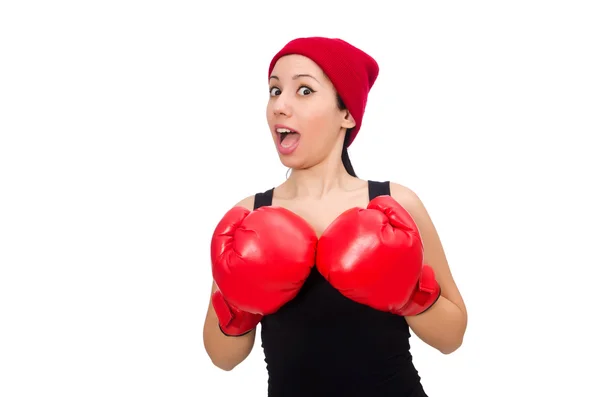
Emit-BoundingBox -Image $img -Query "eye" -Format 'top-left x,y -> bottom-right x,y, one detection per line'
269,86 -> 281,96
297,86 -> 314,96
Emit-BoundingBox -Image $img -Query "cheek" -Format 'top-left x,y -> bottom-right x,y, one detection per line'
302,111 -> 338,141
266,104 -> 280,131
265,102 -> 273,123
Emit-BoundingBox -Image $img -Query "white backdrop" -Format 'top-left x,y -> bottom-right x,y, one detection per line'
1,1 -> 599,396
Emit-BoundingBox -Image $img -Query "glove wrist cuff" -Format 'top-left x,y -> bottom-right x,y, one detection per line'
211,290 -> 262,337
399,264 -> 441,316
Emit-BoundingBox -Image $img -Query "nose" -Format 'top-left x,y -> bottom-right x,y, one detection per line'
272,94 -> 291,117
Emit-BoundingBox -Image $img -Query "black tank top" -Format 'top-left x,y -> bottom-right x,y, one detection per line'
253,180 -> 428,397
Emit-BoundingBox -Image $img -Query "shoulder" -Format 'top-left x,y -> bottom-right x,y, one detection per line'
233,194 -> 255,211
231,186 -> 273,211
388,182 -> 425,213
387,181 -> 434,229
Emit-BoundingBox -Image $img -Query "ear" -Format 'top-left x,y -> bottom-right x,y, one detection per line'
341,110 -> 356,129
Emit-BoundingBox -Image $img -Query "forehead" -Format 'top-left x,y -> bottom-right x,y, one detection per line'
270,54 -> 325,79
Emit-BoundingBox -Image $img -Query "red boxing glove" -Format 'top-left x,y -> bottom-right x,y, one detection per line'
317,195 -> 440,316
211,289 -> 263,336
211,205 -> 317,335
395,263 -> 441,316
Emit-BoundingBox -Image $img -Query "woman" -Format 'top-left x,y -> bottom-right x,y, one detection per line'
203,37 -> 468,396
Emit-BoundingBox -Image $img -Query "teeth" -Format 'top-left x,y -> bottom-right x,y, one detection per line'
276,128 -> 293,134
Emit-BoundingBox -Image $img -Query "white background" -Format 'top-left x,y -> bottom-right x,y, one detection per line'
1,1 -> 599,396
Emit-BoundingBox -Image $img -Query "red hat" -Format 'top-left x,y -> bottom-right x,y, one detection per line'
268,37 -> 379,147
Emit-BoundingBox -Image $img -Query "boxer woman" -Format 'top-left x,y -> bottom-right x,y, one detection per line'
203,37 -> 468,396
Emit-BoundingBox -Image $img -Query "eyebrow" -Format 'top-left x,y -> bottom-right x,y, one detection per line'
269,74 -> 320,83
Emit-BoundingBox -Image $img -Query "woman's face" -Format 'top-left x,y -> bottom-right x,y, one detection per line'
266,54 -> 355,170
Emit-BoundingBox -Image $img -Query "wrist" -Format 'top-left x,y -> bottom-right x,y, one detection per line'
211,290 -> 262,336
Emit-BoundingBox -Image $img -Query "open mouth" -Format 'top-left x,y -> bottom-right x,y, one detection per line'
277,127 -> 300,146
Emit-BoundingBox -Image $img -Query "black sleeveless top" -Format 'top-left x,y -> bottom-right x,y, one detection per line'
253,180 -> 428,397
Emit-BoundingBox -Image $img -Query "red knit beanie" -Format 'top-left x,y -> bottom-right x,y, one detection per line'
268,37 -> 379,147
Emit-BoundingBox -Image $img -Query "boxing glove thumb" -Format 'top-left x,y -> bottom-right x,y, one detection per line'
211,289 -> 262,336
367,195 -> 424,250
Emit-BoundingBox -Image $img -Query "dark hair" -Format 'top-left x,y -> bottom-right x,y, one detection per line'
336,94 -> 357,177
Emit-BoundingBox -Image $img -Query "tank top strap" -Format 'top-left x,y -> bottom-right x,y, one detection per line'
255,182 -> 389,209
368,180 -> 391,200
253,187 -> 274,210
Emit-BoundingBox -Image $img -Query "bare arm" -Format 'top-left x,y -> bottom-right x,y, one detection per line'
202,195 -> 257,371
203,281 -> 257,371
391,183 -> 468,355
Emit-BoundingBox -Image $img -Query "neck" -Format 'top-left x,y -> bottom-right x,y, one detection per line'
283,152 -> 356,199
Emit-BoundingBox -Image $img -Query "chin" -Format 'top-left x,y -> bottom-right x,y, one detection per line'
278,154 -> 305,170
279,149 -> 319,170
273,138 -> 323,171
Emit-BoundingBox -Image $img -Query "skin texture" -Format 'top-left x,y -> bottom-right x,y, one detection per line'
203,54 -> 468,371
